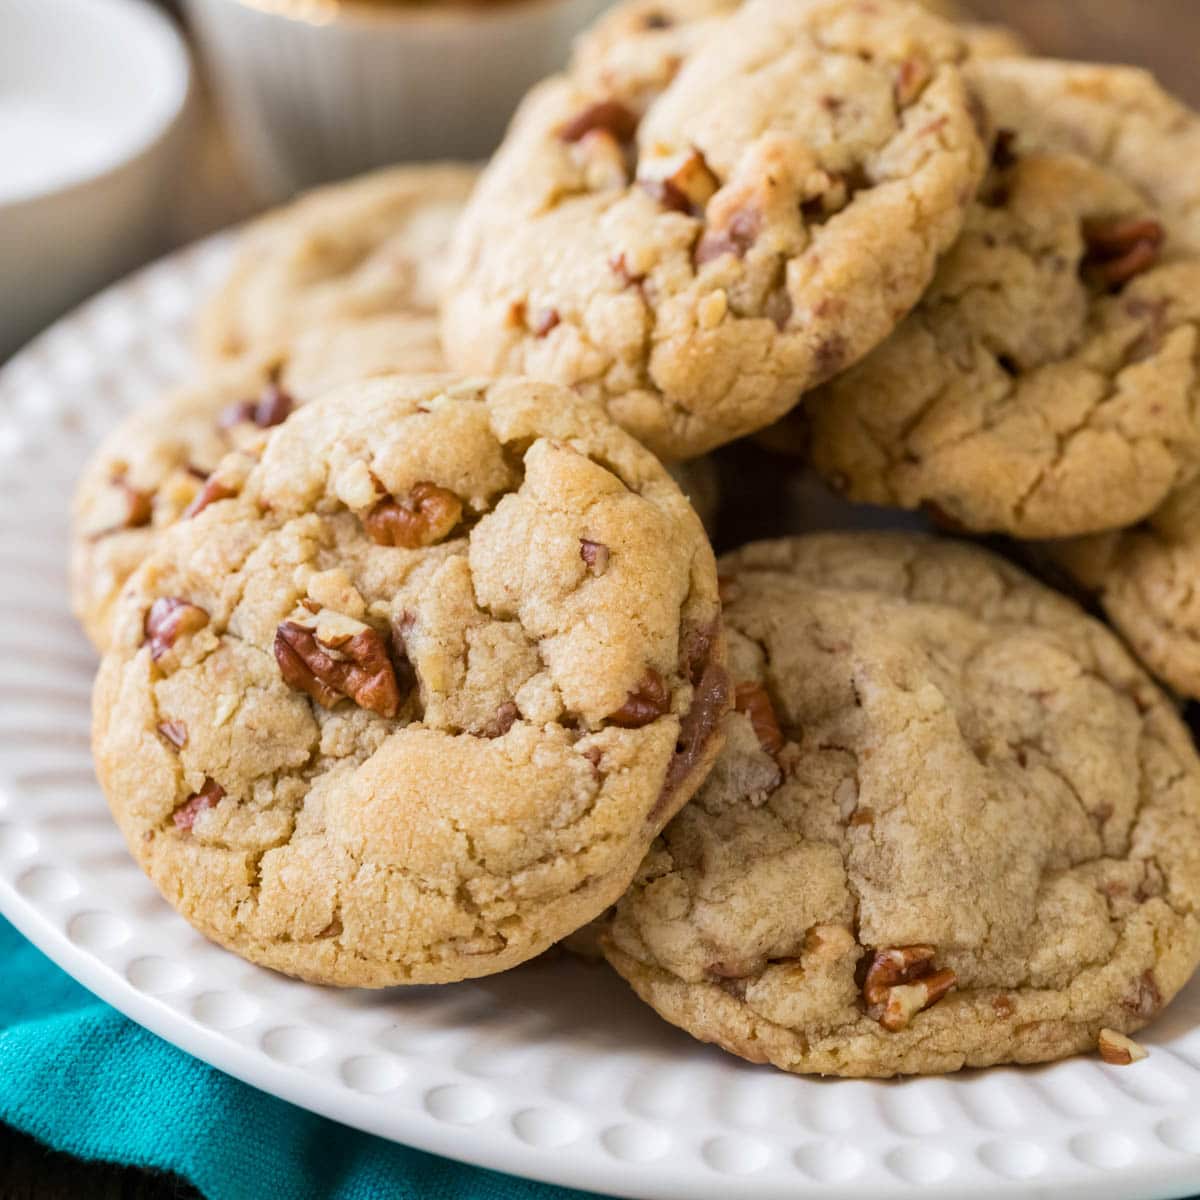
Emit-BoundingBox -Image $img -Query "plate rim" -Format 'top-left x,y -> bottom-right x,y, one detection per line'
2,232 -> 1200,1200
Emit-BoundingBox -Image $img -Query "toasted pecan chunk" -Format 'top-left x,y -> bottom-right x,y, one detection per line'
734,681 -> 784,756
173,778 -> 224,831
363,481 -> 462,549
144,598 -> 209,662
274,619 -> 406,718
609,668 -> 670,728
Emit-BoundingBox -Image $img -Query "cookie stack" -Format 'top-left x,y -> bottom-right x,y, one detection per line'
72,0 -> 1200,1079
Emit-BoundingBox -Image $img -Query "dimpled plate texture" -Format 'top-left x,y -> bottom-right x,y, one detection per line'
4,239 -> 1200,1200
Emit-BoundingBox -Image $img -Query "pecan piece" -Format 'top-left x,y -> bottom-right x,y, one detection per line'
274,619 -> 406,718
218,382 -> 295,431
363,481 -> 462,549
734,681 -> 784,756
482,701 -> 519,739
863,945 -> 956,1031
695,207 -> 763,266
144,598 -> 209,662
1121,969 -> 1162,1019
894,57 -> 932,107
532,308 -> 561,337
560,100 -> 639,144
609,668 -> 670,728
580,538 -> 611,576
173,778 -> 224,831
640,149 -> 719,216
157,720 -> 188,750
1083,217 -> 1165,289
114,477 -> 153,530
1098,1028 -> 1148,1066
183,475 -> 239,520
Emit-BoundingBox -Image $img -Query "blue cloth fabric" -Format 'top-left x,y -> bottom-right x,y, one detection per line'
0,917 -> 595,1200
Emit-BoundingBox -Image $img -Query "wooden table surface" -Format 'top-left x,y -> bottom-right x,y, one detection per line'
7,2 -> 1200,1197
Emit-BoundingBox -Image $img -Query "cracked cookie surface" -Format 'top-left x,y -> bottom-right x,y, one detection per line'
970,59 -> 1200,254
444,0 -> 987,459
71,314 -> 446,650
604,532 -> 1200,1077
1046,479 -> 1200,702
809,138 -> 1200,538
92,375 -> 728,987
197,163 -> 478,362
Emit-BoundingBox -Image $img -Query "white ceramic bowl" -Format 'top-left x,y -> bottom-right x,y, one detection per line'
0,0 -> 191,359
183,0 -> 611,200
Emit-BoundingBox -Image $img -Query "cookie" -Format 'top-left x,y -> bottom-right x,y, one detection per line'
197,163 -> 478,361
71,314 -> 445,650
444,0 -> 987,459
573,0 -> 1024,76
92,375 -> 729,987
970,59 -> 1200,253
809,140 -> 1200,538
1046,480 -> 1200,701
604,533 -> 1200,1077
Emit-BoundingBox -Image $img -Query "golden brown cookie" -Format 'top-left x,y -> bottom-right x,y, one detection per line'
197,163 -> 478,361
1046,479 -> 1200,701
809,141 -> 1200,538
93,375 -> 728,987
605,533 -> 1200,1077
71,314 -> 445,650
444,0 -> 987,459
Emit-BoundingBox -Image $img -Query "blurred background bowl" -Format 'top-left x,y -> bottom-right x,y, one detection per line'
182,0 -> 610,201
0,0 -> 191,359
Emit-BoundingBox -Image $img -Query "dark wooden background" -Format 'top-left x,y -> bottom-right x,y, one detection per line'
5,1 -> 1200,1197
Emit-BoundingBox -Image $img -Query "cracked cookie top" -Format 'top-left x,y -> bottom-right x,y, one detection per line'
197,163 -> 478,362
1046,478 -> 1200,703
604,533 -> 1200,1077
71,314 -> 446,650
809,140 -> 1200,538
970,59 -> 1200,254
443,0 -> 987,460
92,375 -> 728,987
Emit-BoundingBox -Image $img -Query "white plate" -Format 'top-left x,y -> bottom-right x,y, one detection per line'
3,239 -> 1200,1200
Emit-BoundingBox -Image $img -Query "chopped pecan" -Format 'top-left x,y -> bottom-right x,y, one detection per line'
218,382 -> 295,431
641,179 -> 692,214
560,99 -> 639,144
1083,216 -> 1165,289
482,701 -> 519,739
172,778 -> 223,831
580,538 -> 611,576
734,681 -> 784,756
894,57 -> 932,107
144,598 -> 209,662
113,477 -> 153,530
610,252 -> 647,286
1121,969 -> 1162,1019
609,668 -> 670,728
274,619 -> 406,718
640,149 -> 719,216
183,475 -> 238,520
363,481 -> 462,549
991,994 -> 1015,1019
1098,1028 -> 1148,1066
157,720 -> 188,750
695,207 -> 763,266
532,308 -> 561,337
863,945 -> 956,1031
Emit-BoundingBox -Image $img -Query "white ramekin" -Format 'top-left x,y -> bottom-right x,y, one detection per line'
183,0 -> 611,201
0,0 -> 192,359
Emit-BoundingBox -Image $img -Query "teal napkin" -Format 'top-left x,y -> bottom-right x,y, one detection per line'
0,917 -> 596,1200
